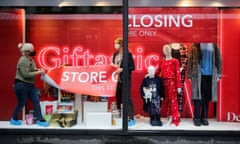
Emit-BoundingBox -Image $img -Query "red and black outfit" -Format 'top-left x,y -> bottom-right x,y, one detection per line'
158,58 -> 182,126
171,45 -> 188,112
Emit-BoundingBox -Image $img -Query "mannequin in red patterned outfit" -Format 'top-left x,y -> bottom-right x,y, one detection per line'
158,44 -> 182,126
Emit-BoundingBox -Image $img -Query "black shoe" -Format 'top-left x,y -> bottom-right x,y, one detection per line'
150,120 -> 163,126
201,119 -> 209,126
193,119 -> 201,126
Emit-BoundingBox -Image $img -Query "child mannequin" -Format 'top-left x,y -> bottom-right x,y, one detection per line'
158,44 -> 182,126
140,66 -> 164,126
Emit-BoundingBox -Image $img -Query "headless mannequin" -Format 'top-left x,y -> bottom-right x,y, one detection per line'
188,43 -> 222,126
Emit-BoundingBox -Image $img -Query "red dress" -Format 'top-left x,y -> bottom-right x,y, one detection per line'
158,58 -> 181,126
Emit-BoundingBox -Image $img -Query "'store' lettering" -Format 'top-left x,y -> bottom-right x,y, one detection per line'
62,71 -> 116,83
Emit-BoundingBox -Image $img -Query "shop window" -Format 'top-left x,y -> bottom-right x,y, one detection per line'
0,7 -> 124,130
0,6 -> 240,132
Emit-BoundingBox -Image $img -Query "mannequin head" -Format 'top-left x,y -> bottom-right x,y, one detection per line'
148,65 -> 155,78
114,37 -> 123,51
163,44 -> 172,59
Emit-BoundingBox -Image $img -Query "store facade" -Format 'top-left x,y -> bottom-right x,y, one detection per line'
0,0 -> 240,136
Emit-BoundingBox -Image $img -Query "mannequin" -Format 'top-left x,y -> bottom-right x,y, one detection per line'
170,43 -> 188,113
188,43 -> 222,126
140,66 -> 164,126
157,44 -> 182,126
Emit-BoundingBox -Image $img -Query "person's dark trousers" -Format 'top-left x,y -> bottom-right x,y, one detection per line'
116,82 -> 123,110
116,79 -> 134,120
126,78 -> 134,120
127,96 -> 134,120
12,82 -> 43,121
193,75 -> 212,120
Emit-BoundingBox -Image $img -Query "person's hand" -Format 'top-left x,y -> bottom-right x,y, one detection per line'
180,67 -> 184,72
37,69 -> 45,75
116,68 -> 123,74
38,68 -> 45,71
110,63 -> 119,68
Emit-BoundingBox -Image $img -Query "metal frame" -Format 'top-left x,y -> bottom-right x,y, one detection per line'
128,0 -> 240,7
0,0 -> 240,7
0,0 -> 240,136
0,0 -> 122,7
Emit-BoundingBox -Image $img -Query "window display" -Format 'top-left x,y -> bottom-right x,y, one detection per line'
0,6 -> 240,133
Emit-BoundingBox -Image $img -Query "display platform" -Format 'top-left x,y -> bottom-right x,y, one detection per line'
1,118 -> 239,131
1,118 -> 240,144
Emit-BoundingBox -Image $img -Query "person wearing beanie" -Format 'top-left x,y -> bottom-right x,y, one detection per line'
10,42 -> 49,127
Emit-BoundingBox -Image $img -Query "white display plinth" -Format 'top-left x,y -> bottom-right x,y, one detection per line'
83,101 -> 108,124
74,94 -> 82,124
86,112 -> 112,128
114,117 -> 122,127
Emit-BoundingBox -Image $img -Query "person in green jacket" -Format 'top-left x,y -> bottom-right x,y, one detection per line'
10,43 -> 48,127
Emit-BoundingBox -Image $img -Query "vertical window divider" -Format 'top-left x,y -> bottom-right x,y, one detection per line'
122,0 -> 129,134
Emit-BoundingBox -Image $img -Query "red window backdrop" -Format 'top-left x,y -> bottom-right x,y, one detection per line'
0,8 -> 239,122
0,9 -> 24,120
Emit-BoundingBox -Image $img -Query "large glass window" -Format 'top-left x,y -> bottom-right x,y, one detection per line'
128,7 -> 240,131
0,6 -> 124,130
0,1 -> 240,133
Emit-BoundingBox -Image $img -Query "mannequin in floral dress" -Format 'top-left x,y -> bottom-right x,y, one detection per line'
170,43 -> 188,113
157,44 -> 182,126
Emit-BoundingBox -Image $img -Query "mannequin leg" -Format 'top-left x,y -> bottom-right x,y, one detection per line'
200,75 -> 212,126
193,100 -> 202,126
163,79 -> 179,126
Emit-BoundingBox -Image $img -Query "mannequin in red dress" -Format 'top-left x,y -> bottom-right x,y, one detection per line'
158,44 -> 182,126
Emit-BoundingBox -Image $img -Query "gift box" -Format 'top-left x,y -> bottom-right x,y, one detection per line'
40,100 -> 58,116
25,114 -> 34,125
